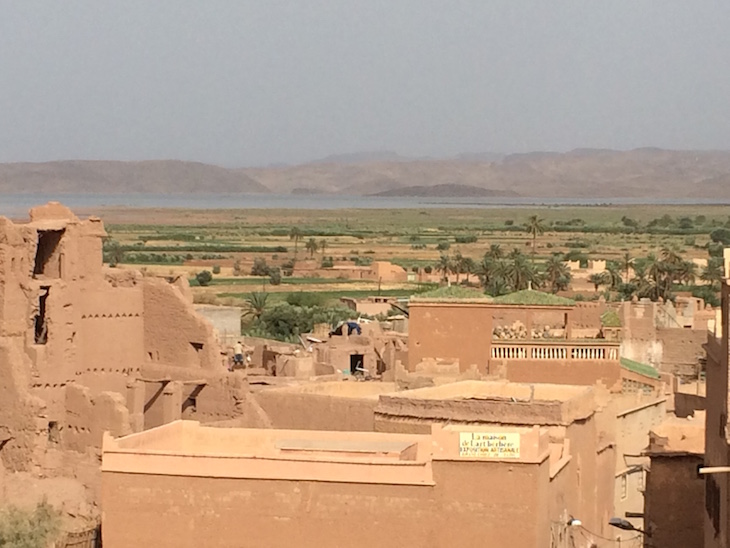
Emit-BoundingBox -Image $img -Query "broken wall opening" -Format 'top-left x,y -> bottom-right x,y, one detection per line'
34,286 -> 50,345
33,230 -> 64,278
181,385 -> 205,419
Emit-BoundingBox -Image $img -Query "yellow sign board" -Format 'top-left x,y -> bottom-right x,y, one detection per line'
459,432 -> 521,459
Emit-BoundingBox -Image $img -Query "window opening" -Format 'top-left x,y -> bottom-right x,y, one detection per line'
34,287 -> 50,345
47,421 -> 60,444
33,230 -> 64,278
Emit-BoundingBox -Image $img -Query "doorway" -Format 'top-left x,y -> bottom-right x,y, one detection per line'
350,354 -> 364,375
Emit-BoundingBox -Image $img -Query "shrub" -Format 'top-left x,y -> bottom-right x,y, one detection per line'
708,242 -> 724,258
455,234 -> 478,244
321,256 -> 334,268
564,250 -> 589,264
710,228 -> 730,245
287,292 -> 327,307
269,267 -> 282,286
621,216 -> 639,229
424,266 -> 433,274
692,285 -> 720,307
678,217 -> 694,230
504,220 -> 514,226
251,257 -> 270,276
212,265 -> 221,274
281,259 -> 295,276
248,302 -> 357,341
0,501 -> 60,548
195,270 -> 213,287
436,241 -> 451,251
232,260 -> 243,276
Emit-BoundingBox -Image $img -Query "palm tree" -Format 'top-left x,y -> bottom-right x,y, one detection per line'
452,251 -> 464,283
462,257 -> 476,284
506,250 -> 540,291
485,244 -> 503,260
486,277 -> 510,297
242,292 -> 269,321
604,262 -> 623,291
289,227 -> 303,258
435,254 -> 452,282
674,260 -> 696,286
305,238 -> 318,258
588,272 -> 610,293
477,257 -> 506,289
641,253 -> 674,301
701,257 -> 724,290
525,215 -> 546,256
543,255 -> 571,293
619,252 -> 634,283
660,246 -> 683,266
319,239 -> 327,256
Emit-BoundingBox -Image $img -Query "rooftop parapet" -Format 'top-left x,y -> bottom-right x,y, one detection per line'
375,380 -> 598,426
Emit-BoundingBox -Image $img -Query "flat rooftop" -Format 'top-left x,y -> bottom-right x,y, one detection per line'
102,420 -> 554,486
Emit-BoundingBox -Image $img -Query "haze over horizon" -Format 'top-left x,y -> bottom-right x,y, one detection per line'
2,1 -> 729,168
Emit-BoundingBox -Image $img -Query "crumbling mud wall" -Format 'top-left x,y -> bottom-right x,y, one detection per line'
0,203 -> 251,504
143,278 -> 223,370
0,341 -> 43,472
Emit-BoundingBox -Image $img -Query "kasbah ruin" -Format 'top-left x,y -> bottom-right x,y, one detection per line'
4,202 -> 730,548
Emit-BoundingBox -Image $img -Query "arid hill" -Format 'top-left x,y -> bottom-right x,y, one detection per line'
3,149 -> 730,198
242,148 -> 730,198
0,160 -> 268,194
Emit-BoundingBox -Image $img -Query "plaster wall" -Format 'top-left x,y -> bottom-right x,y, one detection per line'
611,397 -> 667,534
101,459 -> 551,548
645,455 -> 704,548
255,386 -> 388,432
657,327 -> 707,375
492,358 -> 621,389
409,303 -> 493,372
703,287 -> 730,548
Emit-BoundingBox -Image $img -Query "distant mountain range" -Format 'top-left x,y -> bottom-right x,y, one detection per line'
3,148 -> 730,198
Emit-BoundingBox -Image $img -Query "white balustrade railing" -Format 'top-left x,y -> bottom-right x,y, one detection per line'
490,343 -> 619,361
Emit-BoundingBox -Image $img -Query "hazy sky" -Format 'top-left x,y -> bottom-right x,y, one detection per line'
1,1 -> 730,166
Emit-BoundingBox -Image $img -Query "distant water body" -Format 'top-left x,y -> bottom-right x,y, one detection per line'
1,193 -> 729,217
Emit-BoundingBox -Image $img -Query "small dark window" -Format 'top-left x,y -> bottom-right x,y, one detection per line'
34,287 -> 50,345
48,421 -> 60,444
